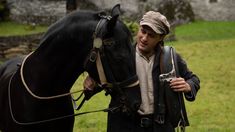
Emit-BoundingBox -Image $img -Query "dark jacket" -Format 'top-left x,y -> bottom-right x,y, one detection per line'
106,44 -> 200,132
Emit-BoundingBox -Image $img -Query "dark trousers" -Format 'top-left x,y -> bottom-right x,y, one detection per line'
107,111 -> 175,132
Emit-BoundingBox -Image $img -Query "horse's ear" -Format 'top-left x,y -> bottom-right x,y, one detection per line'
111,4 -> 121,17
107,4 -> 120,32
107,15 -> 118,32
106,16 -> 118,33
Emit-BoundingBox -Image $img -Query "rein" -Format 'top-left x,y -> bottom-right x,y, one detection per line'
8,71 -> 121,125
20,52 -> 84,100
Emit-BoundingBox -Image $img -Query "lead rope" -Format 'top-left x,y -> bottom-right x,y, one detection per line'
8,71 -> 122,125
20,52 -> 84,100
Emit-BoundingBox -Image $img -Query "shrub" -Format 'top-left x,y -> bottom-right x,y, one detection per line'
124,21 -> 139,36
0,0 -> 9,21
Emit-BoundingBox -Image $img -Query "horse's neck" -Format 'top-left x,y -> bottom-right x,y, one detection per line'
23,46 -> 88,95
22,13 -> 96,94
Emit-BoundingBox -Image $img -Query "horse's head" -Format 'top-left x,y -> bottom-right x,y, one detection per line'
27,4 -> 140,114
85,4 -> 141,113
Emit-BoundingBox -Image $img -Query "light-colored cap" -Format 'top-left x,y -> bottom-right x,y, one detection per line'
140,11 -> 170,35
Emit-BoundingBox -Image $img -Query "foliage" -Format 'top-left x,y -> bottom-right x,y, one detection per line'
124,21 -> 139,36
0,4 -> 4,11
0,0 -> 9,21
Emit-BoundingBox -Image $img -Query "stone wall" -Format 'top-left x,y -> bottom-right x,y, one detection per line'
74,0 -> 235,22
0,33 -> 42,59
190,0 -> 235,21
78,0 -> 140,19
6,0 -> 235,25
7,0 -> 66,25
74,0 -> 195,26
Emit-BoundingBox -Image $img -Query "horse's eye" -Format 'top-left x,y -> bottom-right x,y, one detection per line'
103,38 -> 115,46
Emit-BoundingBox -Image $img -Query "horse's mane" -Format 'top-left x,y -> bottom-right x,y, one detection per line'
38,10 -> 99,49
37,10 -> 133,54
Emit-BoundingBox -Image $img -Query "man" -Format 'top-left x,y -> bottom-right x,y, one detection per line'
83,11 -> 200,132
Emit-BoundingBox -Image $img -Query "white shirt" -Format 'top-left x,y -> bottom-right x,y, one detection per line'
136,47 -> 155,115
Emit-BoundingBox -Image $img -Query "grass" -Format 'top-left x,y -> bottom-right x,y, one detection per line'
170,39 -> 235,132
0,21 -> 235,131
173,21 -> 235,43
0,21 -> 47,36
71,74 -> 110,132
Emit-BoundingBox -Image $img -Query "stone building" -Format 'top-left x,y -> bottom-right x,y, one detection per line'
190,0 -> 235,21
6,0 -> 235,25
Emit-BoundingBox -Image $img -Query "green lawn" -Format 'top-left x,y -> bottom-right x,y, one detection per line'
0,21 -> 47,36
173,21 -> 235,42
72,21 -> 235,132
171,39 -> 235,132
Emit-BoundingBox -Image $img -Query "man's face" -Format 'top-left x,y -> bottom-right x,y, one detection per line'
137,25 -> 163,57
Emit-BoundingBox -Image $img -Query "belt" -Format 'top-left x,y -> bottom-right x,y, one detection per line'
139,115 -> 153,128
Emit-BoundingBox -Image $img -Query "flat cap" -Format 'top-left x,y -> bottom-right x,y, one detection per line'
140,11 -> 170,35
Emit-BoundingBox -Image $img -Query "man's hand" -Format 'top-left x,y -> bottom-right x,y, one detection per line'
170,77 -> 191,93
83,75 -> 97,91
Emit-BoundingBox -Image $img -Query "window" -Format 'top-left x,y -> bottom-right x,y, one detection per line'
209,0 -> 217,3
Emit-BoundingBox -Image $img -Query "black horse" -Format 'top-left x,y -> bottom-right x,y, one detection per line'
0,5 -> 141,132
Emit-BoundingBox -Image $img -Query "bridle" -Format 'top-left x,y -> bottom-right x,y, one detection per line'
83,14 -> 140,114
84,14 -> 140,112
8,14 -> 139,125
90,15 -> 139,92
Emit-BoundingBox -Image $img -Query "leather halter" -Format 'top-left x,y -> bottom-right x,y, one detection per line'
85,14 -> 139,91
